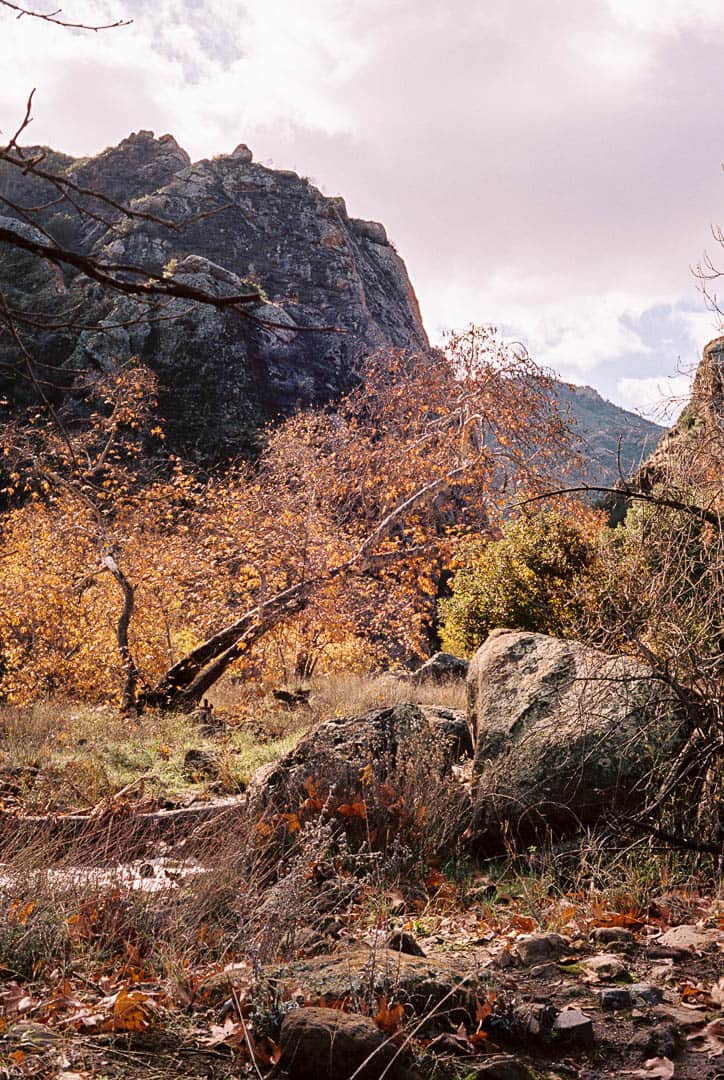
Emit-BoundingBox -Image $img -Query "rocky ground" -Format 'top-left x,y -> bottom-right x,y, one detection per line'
0,649 -> 721,1079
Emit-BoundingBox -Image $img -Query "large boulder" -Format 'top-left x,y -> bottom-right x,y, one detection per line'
467,630 -> 686,842
246,704 -> 472,851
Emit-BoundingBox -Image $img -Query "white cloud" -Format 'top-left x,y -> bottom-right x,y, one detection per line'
1,0 -> 722,417
617,374 -> 693,421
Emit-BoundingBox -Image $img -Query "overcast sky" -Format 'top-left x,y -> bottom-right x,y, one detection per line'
2,0 -> 724,419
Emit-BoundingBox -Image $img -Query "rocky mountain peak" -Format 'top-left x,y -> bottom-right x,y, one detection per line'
0,132 -> 428,460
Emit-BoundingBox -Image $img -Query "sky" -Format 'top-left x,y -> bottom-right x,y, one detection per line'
2,1 -> 724,420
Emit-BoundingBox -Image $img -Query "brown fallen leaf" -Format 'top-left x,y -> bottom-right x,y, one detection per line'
111,988 -> 154,1033
687,1017 -> 724,1056
630,1056 -> 675,1078
203,1016 -> 246,1049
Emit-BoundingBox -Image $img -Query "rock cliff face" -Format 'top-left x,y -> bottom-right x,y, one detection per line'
636,336 -> 723,496
0,131 -> 427,459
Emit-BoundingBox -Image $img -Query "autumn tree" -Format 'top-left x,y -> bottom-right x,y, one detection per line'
0,329 -> 573,709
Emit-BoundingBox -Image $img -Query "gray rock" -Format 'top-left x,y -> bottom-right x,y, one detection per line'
655,924 -> 724,953
514,932 -> 570,965
591,927 -> 634,946
580,953 -> 629,980
267,946 -> 478,1019
279,1006 -> 411,1080
467,631 -> 685,842
421,706 -> 474,760
552,1007 -> 595,1046
410,652 -> 469,684
599,987 -> 634,1011
629,983 -> 664,1006
629,1022 -> 682,1060
0,133 -> 427,462
247,704 -> 471,835
599,983 -> 663,1010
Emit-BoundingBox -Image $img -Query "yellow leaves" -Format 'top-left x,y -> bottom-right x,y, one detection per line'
359,763 -> 373,786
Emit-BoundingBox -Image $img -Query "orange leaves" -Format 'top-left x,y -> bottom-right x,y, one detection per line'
374,996 -> 405,1035
111,988 -> 154,1032
281,812 -> 302,834
336,799 -> 367,821
7,899 -> 35,926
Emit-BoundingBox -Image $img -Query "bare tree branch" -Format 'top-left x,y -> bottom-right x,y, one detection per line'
0,1 -> 131,31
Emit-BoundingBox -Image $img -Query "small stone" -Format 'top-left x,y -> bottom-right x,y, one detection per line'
629,984 -> 664,1006
386,930 -> 426,957
279,1006 -> 411,1080
488,947 -> 514,969
591,927 -> 634,946
514,932 -> 570,965
652,1003 -> 704,1030
552,1007 -> 595,1046
183,748 -> 220,780
409,652 -> 468,684
599,987 -> 633,1011
580,953 -> 629,980
530,962 -> 560,980
473,1055 -> 532,1079
600,984 -> 662,1010
655,924 -> 724,953
629,1021 -> 682,1060
513,1002 -> 558,1037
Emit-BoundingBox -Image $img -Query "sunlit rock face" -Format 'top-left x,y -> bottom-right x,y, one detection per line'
636,335 -> 724,496
0,131 -> 427,460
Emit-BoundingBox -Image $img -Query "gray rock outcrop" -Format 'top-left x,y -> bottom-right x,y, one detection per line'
467,630 -> 686,842
0,130 -> 427,460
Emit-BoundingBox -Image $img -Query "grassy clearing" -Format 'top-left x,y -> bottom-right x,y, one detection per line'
0,673 -> 466,813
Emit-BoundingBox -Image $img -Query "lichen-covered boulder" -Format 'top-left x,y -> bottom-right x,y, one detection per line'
247,704 -> 430,815
467,630 -> 686,842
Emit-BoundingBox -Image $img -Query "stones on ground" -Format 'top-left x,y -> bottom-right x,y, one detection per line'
629,1021 -> 683,1060
580,953 -> 629,980
278,1006 -> 412,1080
265,946 -> 477,1020
409,651 -> 469,684
511,1001 -> 558,1037
591,926 -> 635,946
599,987 -> 635,1011
471,1056 -> 532,1079
182,748 -> 220,780
530,962 -> 561,980
654,924 -> 724,953
466,630 -> 685,843
386,930 -> 426,957
599,984 -> 663,1011
513,932 -> 570,965
246,704 -> 470,826
552,1006 -> 595,1046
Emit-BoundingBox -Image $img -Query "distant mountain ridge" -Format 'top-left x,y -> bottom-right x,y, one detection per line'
554,382 -> 666,486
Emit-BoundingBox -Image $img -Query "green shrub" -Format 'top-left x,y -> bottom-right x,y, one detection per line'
439,510 -> 598,656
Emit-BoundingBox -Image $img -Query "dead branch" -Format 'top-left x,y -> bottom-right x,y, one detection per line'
0,1 -> 131,31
